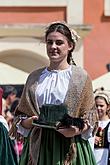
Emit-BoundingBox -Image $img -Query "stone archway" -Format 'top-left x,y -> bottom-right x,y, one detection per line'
0,49 -> 49,73
0,36 -> 49,75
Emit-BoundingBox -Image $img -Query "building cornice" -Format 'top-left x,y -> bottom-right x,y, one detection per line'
0,23 -> 92,39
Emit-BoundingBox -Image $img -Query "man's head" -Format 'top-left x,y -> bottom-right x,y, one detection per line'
3,86 -> 17,104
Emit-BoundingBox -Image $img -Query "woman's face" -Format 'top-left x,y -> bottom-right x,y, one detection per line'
95,98 -> 109,118
46,32 -> 73,63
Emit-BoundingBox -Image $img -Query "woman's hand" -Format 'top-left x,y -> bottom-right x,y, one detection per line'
57,126 -> 81,138
57,120 -> 90,138
95,136 -> 101,145
82,120 -> 90,132
21,116 -> 38,129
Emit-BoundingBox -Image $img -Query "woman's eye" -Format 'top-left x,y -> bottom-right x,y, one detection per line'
47,40 -> 53,45
47,40 -> 64,46
56,40 -> 63,45
96,105 -> 104,108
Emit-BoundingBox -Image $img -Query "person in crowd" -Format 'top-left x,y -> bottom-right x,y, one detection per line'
0,87 -> 18,165
10,98 -> 24,163
0,87 -> 9,130
4,108 -> 14,128
10,21 -> 97,165
0,122 -> 18,165
2,85 -> 17,114
94,90 -> 110,165
2,85 -> 17,127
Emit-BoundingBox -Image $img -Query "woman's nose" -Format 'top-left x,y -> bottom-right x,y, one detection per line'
51,42 -> 57,48
97,106 -> 101,110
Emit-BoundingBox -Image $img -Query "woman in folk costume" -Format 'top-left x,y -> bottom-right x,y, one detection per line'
94,90 -> 110,165
9,22 -> 97,165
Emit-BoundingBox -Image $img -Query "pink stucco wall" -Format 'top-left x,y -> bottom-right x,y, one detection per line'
0,7 -> 66,23
84,0 -> 110,79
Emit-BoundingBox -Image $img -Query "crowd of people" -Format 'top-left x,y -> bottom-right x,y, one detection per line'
0,21 -> 110,165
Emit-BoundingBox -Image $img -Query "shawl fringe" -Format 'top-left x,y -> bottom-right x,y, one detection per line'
63,142 -> 76,165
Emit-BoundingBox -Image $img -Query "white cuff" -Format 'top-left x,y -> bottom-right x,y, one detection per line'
81,125 -> 93,140
16,117 -> 30,137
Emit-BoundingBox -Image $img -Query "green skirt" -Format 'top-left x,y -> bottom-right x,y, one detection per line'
0,122 -> 18,165
20,104 -> 96,165
37,128 -> 96,165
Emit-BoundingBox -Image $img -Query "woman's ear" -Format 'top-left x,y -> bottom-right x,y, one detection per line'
107,105 -> 110,114
107,108 -> 110,117
68,42 -> 75,51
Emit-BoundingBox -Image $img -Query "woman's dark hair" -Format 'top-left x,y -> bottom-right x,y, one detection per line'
3,85 -> 17,99
10,98 -> 20,114
45,22 -> 76,64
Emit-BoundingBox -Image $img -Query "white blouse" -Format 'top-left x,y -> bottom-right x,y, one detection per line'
35,65 -> 72,107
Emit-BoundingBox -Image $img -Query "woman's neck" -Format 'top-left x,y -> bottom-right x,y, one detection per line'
48,62 -> 69,71
99,115 -> 109,121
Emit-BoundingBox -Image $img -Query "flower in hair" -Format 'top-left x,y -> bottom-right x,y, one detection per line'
71,29 -> 80,43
